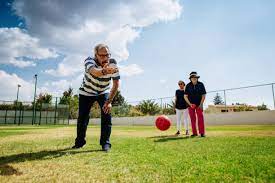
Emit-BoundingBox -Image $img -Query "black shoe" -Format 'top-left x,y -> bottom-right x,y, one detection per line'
191,134 -> 198,137
72,142 -> 86,149
175,131 -> 180,135
102,144 -> 111,152
201,134 -> 206,137
72,145 -> 83,149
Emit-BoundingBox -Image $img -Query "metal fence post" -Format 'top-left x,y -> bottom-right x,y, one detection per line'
39,106 -> 42,125
223,90 -> 227,112
4,109 -> 7,124
67,104 -> 70,125
46,109 -> 48,125
32,103 -> 35,125
34,103 -> 37,125
54,97 -> 58,125
272,83 -> 275,110
18,104 -> 22,126
21,108 -> 24,125
62,108 -> 65,124
32,74 -> 37,125
14,105 -> 17,124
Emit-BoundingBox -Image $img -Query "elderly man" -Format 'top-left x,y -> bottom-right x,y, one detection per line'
72,44 -> 120,152
184,72 -> 206,137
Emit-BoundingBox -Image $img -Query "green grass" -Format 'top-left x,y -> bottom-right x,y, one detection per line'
0,125 -> 274,182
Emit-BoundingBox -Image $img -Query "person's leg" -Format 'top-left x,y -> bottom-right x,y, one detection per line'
97,93 -> 112,148
196,107 -> 205,136
175,109 -> 182,133
74,95 -> 95,147
183,108 -> 189,135
188,107 -> 197,135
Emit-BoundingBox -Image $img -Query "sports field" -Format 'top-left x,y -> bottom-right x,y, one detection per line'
0,125 -> 274,182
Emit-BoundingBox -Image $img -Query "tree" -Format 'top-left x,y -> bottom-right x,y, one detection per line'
112,103 -> 131,117
59,88 -> 80,119
59,87 -> 73,105
34,93 -> 52,110
128,106 -> 144,117
112,90 -> 126,106
162,100 -> 176,115
69,95 -> 79,119
137,100 -> 161,115
235,104 -> 253,112
213,93 -> 223,105
36,93 -> 52,104
13,100 -> 23,107
257,103 -> 269,111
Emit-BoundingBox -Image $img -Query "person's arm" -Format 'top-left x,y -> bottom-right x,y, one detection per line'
103,79 -> 119,114
174,96 -> 177,112
184,94 -> 192,106
89,64 -> 118,77
84,58 -> 118,77
199,95 -> 206,109
199,83 -> 207,110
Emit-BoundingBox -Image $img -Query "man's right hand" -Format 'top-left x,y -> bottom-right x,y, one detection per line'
102,65 -> 118,75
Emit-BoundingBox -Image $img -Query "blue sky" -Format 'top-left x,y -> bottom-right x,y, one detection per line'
0,0 -> 274,109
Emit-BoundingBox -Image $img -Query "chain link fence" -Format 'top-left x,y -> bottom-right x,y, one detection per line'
0,97 -> 70,125
123,82 -> 275,116
1,82 -> 274,125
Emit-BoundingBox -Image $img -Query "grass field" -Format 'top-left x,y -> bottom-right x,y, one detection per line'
0,125 -> 274,182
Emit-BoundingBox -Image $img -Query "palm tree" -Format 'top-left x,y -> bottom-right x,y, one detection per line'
137,100 -> 161,115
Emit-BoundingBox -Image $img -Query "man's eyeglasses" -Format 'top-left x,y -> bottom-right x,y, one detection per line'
97,53 -> 111,58
178,83 -> 184,86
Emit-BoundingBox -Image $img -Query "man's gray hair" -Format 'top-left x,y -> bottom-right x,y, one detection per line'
94,43 -> 109,56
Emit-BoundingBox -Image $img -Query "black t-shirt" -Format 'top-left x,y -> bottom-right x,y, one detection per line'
175,89 -> 188,109
185,81 -> 206,106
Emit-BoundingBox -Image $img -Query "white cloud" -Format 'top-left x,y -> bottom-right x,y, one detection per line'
44,54 -> 84,77
39,80 -> 72,97
0,70 -> 83,101
0,28 -> 57,68
160,79 -> 167,84
106,26 -> 140,61
12,0 -> 182,75
9,59 -> 36,68
119,64 -> 144,77
39,74 -> 83,97
0,70 -> 33,101
0,0 -> 182,99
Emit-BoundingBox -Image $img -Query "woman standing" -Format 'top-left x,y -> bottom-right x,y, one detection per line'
174,80 -> 189,135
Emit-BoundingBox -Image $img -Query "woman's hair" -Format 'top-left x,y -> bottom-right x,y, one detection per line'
178,80 -> 185,85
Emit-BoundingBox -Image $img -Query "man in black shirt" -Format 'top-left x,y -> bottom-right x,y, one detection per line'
184,72 -> 206,137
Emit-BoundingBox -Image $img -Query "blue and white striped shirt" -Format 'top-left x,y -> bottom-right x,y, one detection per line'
79,57 -> 120,96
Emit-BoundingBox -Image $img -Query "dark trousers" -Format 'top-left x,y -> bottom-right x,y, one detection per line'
75,94 -> 112,147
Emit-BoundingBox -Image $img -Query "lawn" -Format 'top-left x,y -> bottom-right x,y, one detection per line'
0,125 -> 274,182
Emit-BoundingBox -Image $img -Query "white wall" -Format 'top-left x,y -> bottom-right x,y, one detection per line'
69,110 -> 275,126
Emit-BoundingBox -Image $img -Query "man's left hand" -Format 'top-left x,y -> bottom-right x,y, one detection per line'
103,101 -> 112,114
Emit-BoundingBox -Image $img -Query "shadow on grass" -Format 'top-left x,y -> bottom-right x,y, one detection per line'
149,135 -> 191,142
0,164 -> 23,176
0,147 -> 102,176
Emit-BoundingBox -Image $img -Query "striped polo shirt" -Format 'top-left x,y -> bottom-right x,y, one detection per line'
79,57 -> 120,96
